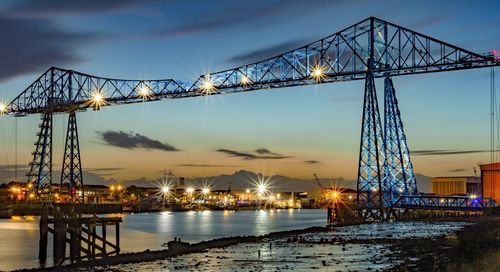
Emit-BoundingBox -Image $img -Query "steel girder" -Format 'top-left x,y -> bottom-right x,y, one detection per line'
188,17 -> 498,94
8,67 -> 188,115
60,112 -> 84,203
383,77 -> 417,205
394,195 -> 496,211
4,17 -> 499,115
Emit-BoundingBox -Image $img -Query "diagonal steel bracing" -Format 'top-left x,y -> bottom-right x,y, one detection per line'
356,71 -> 385,210
60,112 -> 84,203
27,110 -> 53,194
383,77 -> 417,206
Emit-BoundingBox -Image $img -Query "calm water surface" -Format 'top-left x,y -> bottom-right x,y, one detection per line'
0,209 -> 325,271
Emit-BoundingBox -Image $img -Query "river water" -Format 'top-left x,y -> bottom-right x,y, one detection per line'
0,209 -> 325,271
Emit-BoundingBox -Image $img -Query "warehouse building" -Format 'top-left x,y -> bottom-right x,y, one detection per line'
479,163 -> 500,204
431,176 -> 481,196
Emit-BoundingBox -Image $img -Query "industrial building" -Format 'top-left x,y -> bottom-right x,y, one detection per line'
431,176 -> 481,196
480,163 -> 500,203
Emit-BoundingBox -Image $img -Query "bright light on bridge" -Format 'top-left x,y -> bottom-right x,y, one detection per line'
90,89 -> 106,110
186,187 -> 195,194
311,64 -> 326,82
138,85 -> 151,100
241,75 -> 250,85
0,102 -> 8,114
200,74 -> 216,95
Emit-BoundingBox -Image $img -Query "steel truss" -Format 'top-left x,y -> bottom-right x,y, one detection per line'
357,70 -> 385,213
6,17 -> 499,116
383,77 -> 417,205
27,110 -> 53,195
3,17 -> 500,205
394,195 -> 496,211
60,112 -> 84,203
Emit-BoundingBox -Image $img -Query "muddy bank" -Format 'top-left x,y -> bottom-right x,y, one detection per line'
387,215 -> 500,271
17,216 -> 500,271
15,226 -> 330,271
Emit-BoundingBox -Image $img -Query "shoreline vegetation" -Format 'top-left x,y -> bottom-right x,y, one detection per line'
15,214 -> 500,272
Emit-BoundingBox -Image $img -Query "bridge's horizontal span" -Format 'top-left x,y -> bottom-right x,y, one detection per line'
394,195 -> 496,211
4,17 -> 500,115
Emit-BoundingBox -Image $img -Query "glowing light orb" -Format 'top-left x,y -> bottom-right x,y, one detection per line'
186,187 -> 195,194
310,64 -> 326,82
90,89 -> 106,110
161,186 -> 170,194
200,74 -> 216,95
138,85 -> 151,100
202,188 -> 210,195
0,102 -> 8,114
257,184 -> 267,194
241,75 -> 250,85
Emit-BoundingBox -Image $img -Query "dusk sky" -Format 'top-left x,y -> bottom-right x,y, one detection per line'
0,0 -> 499,185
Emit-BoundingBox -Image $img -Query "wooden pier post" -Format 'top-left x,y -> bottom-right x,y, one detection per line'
53,206 -> 67,265
115,221 -> 120,254
38,205 -> 48,264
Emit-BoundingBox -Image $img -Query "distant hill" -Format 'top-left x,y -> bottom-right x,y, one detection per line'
1,166 -> 432,193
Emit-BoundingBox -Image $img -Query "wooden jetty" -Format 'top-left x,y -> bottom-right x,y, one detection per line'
39,204 -> 122,266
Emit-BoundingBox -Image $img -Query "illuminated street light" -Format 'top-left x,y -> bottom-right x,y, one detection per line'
202,187 -> 210,195
257,184 -> 267,195
246,189 -> 250,194
161,186 -> 170,194
90,89 -> 106,110
186,187 -> 195,194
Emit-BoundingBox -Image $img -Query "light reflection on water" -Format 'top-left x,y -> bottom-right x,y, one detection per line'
0,209 -> 325,271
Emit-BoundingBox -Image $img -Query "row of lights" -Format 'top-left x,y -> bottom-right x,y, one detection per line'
0,64 -> 330,114
199,64 -> 327,94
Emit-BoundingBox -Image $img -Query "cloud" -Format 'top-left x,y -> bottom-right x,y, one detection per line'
8,0 -> 161,16
254,148 -> 283,156
154,0 -> 337,38
99,130 -> 179,152
411,149 -> 489,156
176,164 -> 240,168
227,39 -> 310,64
303,160 -> 321,164
216,148 -> 292,160
0,16 -> 94,82
448,168 -> 466,172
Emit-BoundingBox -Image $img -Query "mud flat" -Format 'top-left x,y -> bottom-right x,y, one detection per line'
17,215 -> 500,271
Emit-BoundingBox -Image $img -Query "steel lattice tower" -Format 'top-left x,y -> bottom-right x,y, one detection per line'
356,71 -> 385,211
27,110 -> 53,194
383,77 -> 417,205
60,112 -> 84,203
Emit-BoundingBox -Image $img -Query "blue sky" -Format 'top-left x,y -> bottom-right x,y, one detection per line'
0,0 -> 499,185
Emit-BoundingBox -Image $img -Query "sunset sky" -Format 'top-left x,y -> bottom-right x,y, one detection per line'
0,0 -> 499,186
